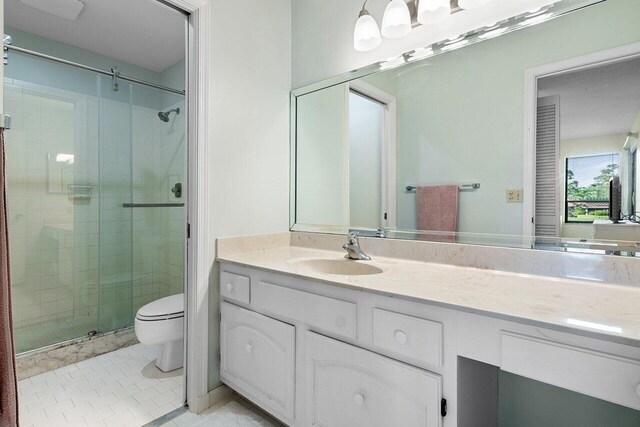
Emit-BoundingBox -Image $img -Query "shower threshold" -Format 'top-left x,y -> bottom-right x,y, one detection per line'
16,326 -> 138,380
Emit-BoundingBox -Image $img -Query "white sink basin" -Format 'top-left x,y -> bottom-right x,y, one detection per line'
293,259 -> 383,276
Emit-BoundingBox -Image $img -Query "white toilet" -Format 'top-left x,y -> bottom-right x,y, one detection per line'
134,293 -> 184,372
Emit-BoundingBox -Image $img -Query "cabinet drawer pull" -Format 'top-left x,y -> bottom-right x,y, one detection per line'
226,283 -> 234,292
245,343 -> 253,354
394,329 -> 408,345
636,384 -> 640,398
353,393 -> 365,406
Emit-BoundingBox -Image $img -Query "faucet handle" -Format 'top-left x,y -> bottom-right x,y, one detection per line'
347,232 -> 360,245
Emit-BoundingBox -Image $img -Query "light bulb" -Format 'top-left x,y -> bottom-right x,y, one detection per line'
381,0 -> 412,39
417,0 -> 451,25
458,0 -> 492,10
354,8 -> 382,52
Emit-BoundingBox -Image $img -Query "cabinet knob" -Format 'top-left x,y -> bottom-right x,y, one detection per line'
394,329 -> 408,345
353,393 -> 365,406
226,283 -> 234,292
245,343 -> 253,354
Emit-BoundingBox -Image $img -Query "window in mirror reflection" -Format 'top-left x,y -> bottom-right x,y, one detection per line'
565,154 -> 619,224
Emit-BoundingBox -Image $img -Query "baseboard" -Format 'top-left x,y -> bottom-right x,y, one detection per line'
209,384 -> 234,407
189,384 -> 234,414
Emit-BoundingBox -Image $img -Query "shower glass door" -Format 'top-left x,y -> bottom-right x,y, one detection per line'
5,55 -> 102,352
5,52 -> 186,354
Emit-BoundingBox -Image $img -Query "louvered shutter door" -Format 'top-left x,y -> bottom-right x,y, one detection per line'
535,96 -> 560,237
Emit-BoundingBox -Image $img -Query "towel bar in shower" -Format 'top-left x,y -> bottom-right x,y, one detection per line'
122,203 -> 185,208
405,183 -> 480,192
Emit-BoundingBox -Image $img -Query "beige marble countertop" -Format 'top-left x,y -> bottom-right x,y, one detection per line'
217,245 -> 640,347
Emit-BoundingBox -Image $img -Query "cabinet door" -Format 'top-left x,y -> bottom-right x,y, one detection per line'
221,302 -> 295,421
306,331 -> 442,427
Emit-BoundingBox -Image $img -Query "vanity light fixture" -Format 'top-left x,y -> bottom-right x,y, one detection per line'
354,0 -> 495,52
381,0 -> 412,39
354,1 -> 383,52
417,0 -> 451,25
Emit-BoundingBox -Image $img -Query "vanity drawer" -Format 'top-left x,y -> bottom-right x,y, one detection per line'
372,308 -> 443,368
220,302 -> 295,421
306,331 -> 442,427
501,332 -> 640,411
220,271 -> 250,304
253,280 -> 356,339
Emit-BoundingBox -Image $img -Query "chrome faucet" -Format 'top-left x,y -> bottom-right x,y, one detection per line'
343,232 -> 371,261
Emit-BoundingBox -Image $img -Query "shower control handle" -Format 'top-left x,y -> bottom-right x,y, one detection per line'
171,183 -> 182,198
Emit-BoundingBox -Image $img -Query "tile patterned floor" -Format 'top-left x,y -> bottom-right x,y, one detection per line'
18,343 -> 183,427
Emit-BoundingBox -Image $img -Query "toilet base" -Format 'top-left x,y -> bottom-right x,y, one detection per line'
156,339 -> 184,372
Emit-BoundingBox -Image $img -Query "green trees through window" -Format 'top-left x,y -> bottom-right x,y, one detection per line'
566,154 -> 619,223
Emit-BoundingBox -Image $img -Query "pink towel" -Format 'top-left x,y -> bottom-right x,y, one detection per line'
416,185 -> 459,232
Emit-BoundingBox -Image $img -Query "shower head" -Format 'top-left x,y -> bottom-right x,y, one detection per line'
158,107 -> 180,122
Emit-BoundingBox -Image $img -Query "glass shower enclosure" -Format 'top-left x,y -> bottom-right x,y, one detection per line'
4,50 -> 186,353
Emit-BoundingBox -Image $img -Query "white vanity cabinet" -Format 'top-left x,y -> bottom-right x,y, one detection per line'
306,331 -> 442,427
220,302 -> 295,422
218,262 -> 640,427
219,264 -> 449,427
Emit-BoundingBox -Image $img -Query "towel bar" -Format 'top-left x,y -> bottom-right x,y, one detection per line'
405,183 -> 480,192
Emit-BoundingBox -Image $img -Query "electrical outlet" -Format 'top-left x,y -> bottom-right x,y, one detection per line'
506,188 -> 523,203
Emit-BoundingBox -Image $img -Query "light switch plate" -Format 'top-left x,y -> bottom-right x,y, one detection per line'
506,188 -> 523,203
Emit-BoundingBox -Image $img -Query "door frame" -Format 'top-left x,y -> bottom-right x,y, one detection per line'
0,0 -> 213,414
348,80 -> 397,230
522,41 -> 640,237
164,0 -> 211,413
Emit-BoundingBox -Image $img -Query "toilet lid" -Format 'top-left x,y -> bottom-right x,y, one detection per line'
136,294 -> 184,319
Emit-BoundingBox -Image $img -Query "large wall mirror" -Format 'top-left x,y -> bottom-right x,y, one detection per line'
291,0 -> 640,255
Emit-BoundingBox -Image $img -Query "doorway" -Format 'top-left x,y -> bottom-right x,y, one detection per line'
3,0 -> 193,423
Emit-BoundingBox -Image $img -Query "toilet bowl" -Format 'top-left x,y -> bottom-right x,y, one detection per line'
134,293 -> 184,372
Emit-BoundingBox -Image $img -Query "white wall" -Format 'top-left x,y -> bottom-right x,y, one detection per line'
207,0 -> 291,390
